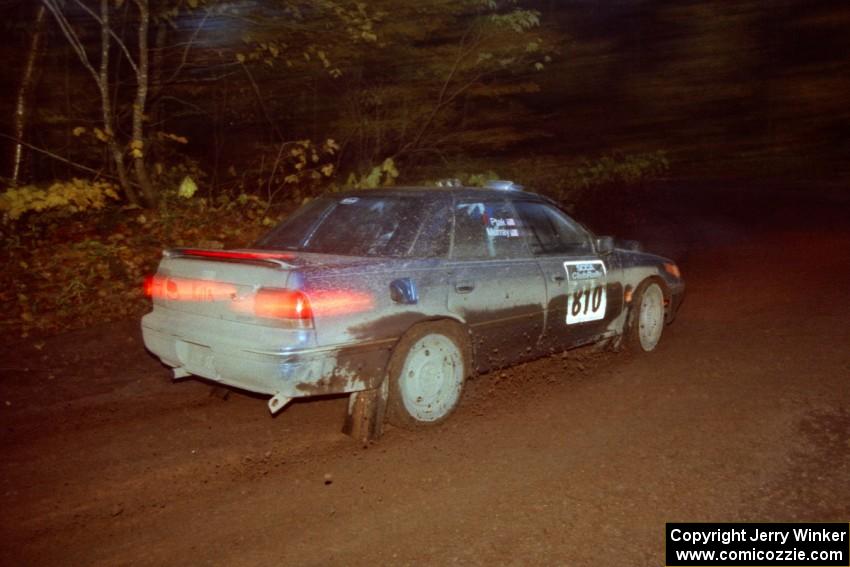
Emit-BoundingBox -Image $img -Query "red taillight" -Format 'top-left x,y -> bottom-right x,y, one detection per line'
309,290 -> 374,316
254,288 -> 313,321
144,274 -> 164,298
144,275 -> 234,301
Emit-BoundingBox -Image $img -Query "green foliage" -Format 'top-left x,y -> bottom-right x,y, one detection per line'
151,157 -> 206,191
564,151 -> 670,193
177,176 -> 198,199
345,158 -> 399,189
0,179 -> 120,221
222,139 -> 339,204
234,1 -> 382,78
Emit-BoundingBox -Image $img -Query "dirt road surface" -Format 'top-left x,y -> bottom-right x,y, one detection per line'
2,185 -> 848,565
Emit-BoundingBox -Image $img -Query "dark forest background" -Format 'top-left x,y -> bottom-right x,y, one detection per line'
3,1 -> 848,197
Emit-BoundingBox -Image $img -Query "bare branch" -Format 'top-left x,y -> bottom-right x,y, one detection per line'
42,0 -> 101,88
164,10 -> 210,85
238,59 -> 286,142
396,25 -> 483,157
0,133 -> 132,183
153,95 -> 209,116
72,0 -> 139,75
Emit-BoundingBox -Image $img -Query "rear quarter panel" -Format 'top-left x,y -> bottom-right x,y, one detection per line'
302,257 -> 453,346
291,257 -> 453,394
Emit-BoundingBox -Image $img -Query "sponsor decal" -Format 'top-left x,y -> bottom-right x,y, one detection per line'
563,260 -> 607,324
565,261 -> 606,281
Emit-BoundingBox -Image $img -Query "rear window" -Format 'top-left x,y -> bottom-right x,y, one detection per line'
256,195 -> 446,257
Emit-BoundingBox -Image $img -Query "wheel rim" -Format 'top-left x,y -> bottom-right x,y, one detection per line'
638,283 -> 664,351
398,333 -> 463,422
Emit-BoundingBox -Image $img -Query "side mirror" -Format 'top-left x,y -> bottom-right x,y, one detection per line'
595,236 -> 615,256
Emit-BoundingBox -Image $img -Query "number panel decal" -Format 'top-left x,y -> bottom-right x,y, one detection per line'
563,260 -> 607,324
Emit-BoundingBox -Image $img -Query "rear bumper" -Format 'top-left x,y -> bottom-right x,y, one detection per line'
141,310 -> 394,404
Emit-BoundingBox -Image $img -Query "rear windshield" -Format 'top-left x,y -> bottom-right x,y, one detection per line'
256,195 -> 443,257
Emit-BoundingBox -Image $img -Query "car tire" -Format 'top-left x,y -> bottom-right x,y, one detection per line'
624,280 -> 666,352
386,321 -> 469,429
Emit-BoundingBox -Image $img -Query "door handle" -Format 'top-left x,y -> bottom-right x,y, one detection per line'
455,281 -> 475,293
551,274 -> 565,283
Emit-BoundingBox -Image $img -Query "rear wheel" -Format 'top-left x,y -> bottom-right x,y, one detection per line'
386,321 -> 468,428
625,281 -> 665,352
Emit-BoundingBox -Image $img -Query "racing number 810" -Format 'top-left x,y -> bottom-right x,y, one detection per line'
572,285 -> 604,316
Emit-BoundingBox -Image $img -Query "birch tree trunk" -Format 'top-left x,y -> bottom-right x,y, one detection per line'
131,0 -> 156,206
11,4 -> 48,185
42,0 -> 143,205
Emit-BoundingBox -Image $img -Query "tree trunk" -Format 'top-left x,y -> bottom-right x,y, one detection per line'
98,0 -> 138,205
132,0 -> 156,206
10,4 -> 48,185
43,0 -> 143,204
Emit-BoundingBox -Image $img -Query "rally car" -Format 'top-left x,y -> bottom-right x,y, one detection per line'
141,180 -> 684,438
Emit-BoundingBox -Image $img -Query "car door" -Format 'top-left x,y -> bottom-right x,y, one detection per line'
446,197 -> 547,372
512,200 -> 624,352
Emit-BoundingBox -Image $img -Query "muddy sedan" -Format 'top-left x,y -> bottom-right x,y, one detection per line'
141,180 -> 684,439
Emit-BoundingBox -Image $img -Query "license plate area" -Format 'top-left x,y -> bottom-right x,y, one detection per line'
176,340 -> 217,378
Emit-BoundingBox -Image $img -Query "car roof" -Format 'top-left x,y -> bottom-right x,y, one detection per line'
330,185 -> 551,203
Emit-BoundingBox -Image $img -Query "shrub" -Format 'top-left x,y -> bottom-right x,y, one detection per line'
0,179 -> 120,221
0,179 -> 288,338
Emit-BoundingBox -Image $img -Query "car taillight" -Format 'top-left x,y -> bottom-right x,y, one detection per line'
254,288 -> 313,321
308,290 -> 375,316
144,274 -> 164,298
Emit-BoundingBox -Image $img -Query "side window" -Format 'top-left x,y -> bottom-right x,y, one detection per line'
452,199 -> 528,259
408,199 -> 451,258
513,201 -> 592,256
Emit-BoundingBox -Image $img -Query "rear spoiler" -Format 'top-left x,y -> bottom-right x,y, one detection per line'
164,248 -> 295,269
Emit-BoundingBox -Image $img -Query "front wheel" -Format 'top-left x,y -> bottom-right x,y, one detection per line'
625,281 -> 665,352
386,321 -> 468,429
